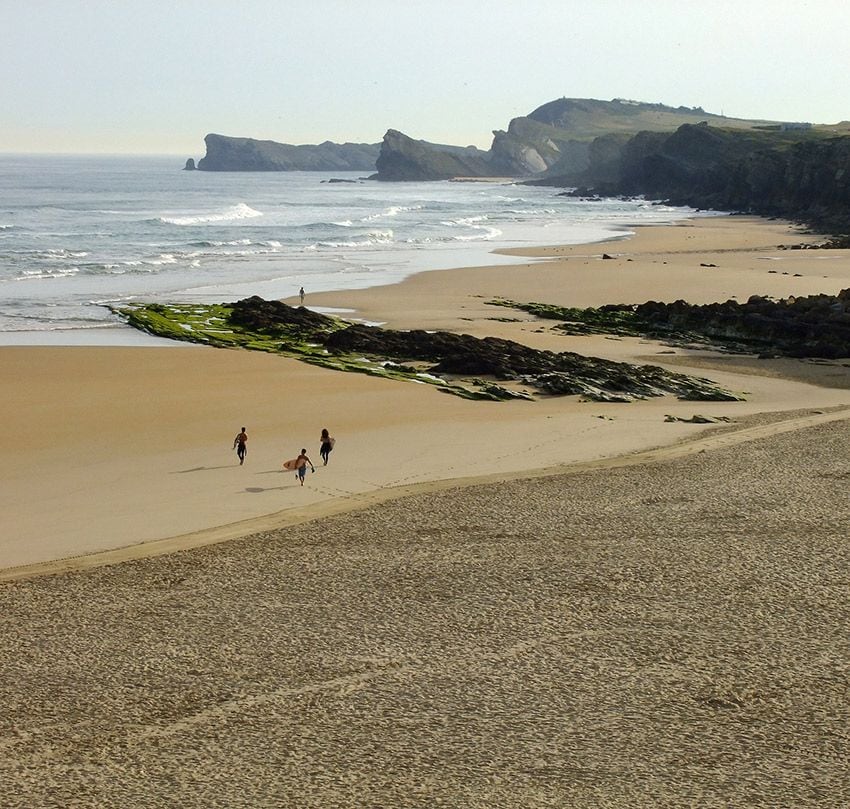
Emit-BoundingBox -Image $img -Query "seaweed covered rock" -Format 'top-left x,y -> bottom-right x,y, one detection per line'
228,296 -> 337,335
612,290 -> 850,358
496,290 -> 850,359
120,296 -> 741,403
323,318 -> 739,401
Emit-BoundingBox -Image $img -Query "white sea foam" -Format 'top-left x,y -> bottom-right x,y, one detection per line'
450,226 -> 502,241
15,267 -> 81,281
361,205 -> 422,222
40,249 -> 90,259
147,254 -> 178,266
159,203 -> 263,226
439,216 -> 501,241
309,229 -> 394,249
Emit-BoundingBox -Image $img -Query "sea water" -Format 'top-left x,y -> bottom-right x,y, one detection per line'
0,154 -> 709,343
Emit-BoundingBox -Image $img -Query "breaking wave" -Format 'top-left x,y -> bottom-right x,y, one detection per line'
361,204 -> 423,222
158,202 -> 263,226
306,229 -> 395,249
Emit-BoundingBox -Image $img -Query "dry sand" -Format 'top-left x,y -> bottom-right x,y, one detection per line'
2,215 -> 850,806
1,412 -> 848,807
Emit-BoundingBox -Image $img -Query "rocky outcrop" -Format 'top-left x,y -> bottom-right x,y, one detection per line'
195,134 -> 381,172
183,158 -> 196,171
323,321 -> 737,401
119,296 -> 740,401
372,130 -> 494,181
226,296 -> 739,402
496,289 -> 850,359
620,292 -> 850,358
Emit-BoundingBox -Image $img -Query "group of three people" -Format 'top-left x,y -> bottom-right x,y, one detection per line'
232,426 -> 335,483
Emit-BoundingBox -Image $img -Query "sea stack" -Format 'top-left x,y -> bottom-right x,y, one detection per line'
183,158 -> 196,171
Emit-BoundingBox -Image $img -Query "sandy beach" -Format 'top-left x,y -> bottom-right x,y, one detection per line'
3,215 -> 850,806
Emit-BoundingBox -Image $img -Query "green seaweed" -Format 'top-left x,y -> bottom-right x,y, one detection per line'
487,298 -> 653,337
113,300 -> 741,403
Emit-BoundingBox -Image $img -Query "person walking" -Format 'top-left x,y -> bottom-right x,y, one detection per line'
319,428 -> 335,465
233,427 -> 248,465
299,286 -> 305,305
295,448 -> 315,485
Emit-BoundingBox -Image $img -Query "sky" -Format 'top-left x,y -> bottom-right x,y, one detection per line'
3,0 -> 850,155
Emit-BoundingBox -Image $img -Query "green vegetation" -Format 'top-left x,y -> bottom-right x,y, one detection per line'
488,298 -> 705,344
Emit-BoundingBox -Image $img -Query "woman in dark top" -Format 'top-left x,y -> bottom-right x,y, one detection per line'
319,428 -> 335,465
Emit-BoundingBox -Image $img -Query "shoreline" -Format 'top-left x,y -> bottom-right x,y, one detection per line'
3,214 -> 850,574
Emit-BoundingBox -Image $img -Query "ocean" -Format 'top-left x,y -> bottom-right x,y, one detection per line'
0,154 -> 709,344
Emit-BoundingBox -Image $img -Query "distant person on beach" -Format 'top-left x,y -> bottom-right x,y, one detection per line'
319,428 -> 335,465
233,427 -> 248,465
295,449 -> 315,485
299,286 -> 305,305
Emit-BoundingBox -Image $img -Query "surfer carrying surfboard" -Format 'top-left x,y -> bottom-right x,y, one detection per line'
286,449 -> 314,485
319,428 -> 335,465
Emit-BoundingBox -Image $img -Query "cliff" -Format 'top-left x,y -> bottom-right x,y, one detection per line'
372,130 -> 494,180
195,134 -> 381,172
187,99 -> 844,190
373,97 -> 779,181
559,123 -> 850,234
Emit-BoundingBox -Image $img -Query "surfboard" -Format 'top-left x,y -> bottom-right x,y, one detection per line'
283,458 -> 300,471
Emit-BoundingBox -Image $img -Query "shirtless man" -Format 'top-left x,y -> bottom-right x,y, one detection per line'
233,427 -> 248,465
295,448 -> 314,485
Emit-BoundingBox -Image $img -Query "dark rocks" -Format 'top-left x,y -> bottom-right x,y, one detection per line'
183,158 -> 196,171
226,296 -> 739,402
621,292 -> 850,359
494,292 -> 850,360
664,414 -> 733,424
228,296 -> 336,335
316,309 -> 736,401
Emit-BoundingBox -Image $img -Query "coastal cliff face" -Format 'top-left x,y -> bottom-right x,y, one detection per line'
372,130 -> 493,180
187,98 -> 844,194
372,97 -> 775,181
196,134 -> 381,172
569,123 -> 850,233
